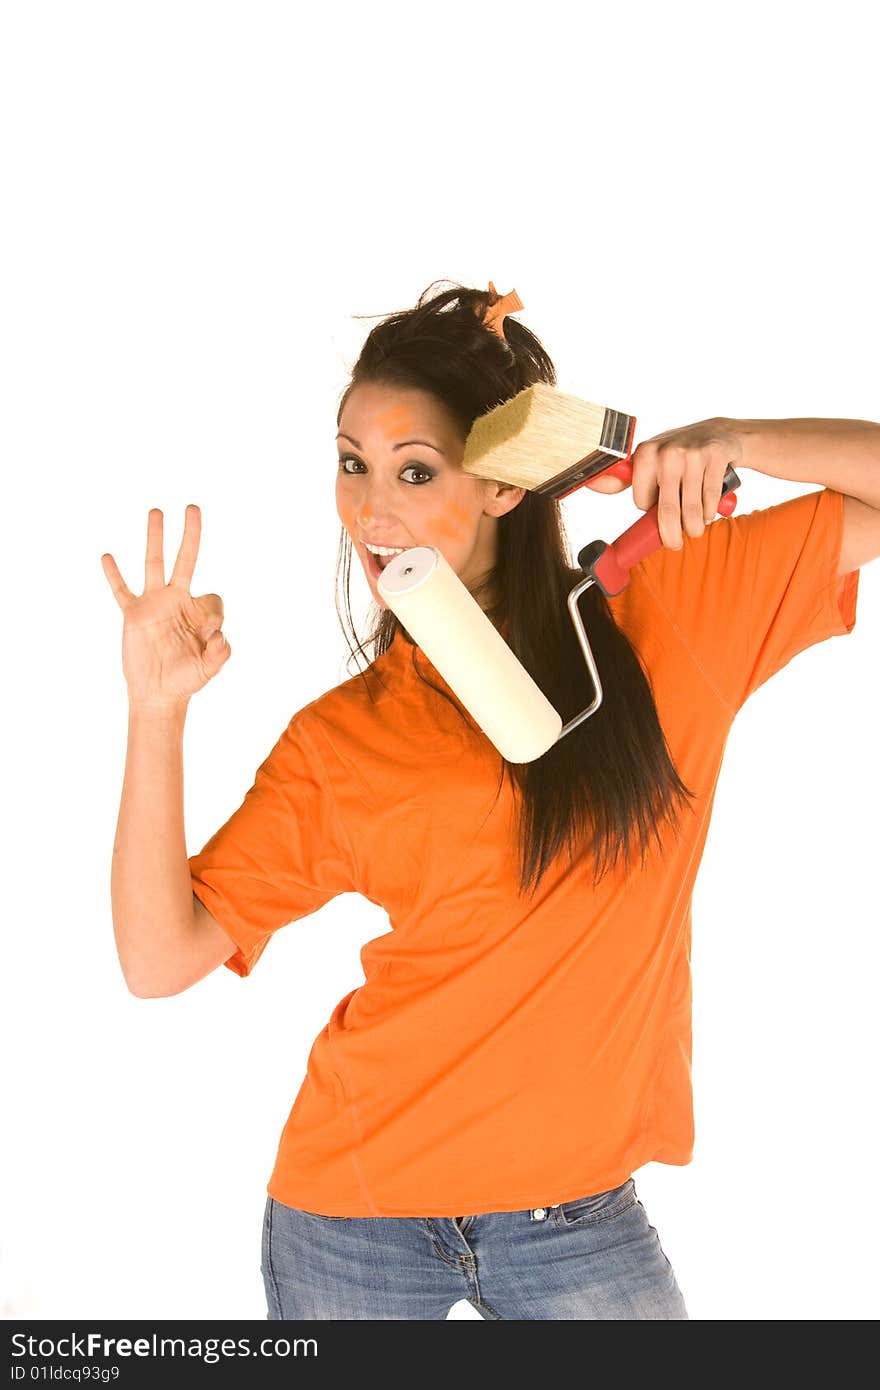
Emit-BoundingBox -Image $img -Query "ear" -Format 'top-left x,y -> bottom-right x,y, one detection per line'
485,482 -> 526,518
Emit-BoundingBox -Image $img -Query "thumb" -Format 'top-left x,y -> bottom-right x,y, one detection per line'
203,629 -> 230,670
584,474 -> 629,495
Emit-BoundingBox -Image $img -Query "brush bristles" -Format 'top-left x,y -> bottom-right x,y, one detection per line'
461,382 -> 617,489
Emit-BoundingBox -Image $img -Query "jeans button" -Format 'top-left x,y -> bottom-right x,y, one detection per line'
532,1207 -> 547,1220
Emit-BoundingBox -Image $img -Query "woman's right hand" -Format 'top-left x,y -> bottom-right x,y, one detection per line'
101,504 -> 231,710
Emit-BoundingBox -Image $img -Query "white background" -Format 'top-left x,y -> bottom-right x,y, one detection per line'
2,0 -> 877,1323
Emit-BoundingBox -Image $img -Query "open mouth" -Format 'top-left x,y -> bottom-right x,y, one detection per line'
365,548 -> 401,578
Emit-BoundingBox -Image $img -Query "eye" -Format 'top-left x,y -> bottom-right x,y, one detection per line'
337,454 -> 434,485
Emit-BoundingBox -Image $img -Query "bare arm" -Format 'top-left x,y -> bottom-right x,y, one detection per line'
111,701 -> 238,997
103,505 -> 237,997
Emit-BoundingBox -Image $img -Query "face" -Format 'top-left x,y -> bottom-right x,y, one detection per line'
335,382 -> 525,611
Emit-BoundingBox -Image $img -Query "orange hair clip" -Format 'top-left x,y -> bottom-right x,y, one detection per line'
482,280 -> 524,338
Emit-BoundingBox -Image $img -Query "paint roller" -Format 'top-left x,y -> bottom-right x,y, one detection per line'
378,383 -> 741,763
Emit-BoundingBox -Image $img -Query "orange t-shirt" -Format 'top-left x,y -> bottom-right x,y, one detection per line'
188,487 -> 860,1217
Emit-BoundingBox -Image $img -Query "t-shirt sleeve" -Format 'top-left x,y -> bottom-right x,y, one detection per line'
188,710 -> 357,977
633,486 -> 860,713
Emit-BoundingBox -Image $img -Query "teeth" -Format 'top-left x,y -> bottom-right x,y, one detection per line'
364,543 -> 405,556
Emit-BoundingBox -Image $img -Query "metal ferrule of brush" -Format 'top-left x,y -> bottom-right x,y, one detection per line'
556,464 -> 742,745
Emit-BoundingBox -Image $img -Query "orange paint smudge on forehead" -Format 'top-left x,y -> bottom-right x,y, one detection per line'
375,403 -> 418,436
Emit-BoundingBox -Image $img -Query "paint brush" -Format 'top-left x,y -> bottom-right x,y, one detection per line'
379,382 -> 741,761
461,381 -> 639,499
459,379 -> 741,592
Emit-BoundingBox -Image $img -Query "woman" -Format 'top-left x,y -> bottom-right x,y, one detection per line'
103,280 -> 864,1319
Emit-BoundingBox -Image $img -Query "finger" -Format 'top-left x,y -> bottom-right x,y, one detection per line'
681,449 -> 709,539
656,449 -> 684,548
169,503 -> 201,589
702,454 -> 729,523
101,552 -> 135,611
145,509 -> 165,591
630,442 -> 660,512
194,593 -> 225,635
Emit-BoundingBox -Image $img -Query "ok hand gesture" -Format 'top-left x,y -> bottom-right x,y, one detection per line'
101,505 -> 231,710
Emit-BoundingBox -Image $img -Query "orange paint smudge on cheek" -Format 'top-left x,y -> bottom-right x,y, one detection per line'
427,501 -> 471,544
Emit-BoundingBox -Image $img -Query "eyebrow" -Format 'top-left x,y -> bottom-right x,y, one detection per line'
336,431 -> 445,456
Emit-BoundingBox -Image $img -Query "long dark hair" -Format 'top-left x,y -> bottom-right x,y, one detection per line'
334,280 -> 696,897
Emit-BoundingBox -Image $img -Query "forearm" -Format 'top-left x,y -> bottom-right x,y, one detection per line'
111,702 -> 197,996
727,416 -> 880,509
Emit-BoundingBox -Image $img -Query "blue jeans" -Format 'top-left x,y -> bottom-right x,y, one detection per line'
261,1177 -> 689,1319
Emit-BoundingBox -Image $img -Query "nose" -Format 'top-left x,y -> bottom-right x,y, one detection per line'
357,488 -> 399,533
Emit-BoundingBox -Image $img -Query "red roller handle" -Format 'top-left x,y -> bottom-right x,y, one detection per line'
579,465 -> 741,597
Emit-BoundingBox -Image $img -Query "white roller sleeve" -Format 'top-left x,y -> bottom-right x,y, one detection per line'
378,546 -> 563,764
